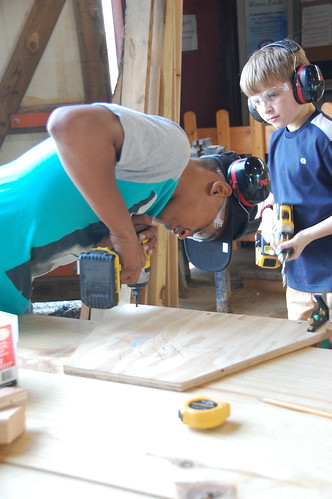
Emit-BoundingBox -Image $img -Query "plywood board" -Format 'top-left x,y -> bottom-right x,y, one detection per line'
64,304 -> 332,391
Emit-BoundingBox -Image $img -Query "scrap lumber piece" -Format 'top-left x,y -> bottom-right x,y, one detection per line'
64,304 -> 332,391
0,387 -> 27,444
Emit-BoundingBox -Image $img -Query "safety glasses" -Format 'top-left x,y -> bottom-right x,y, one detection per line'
248,82 -> 290,110
189,198 -> 228,242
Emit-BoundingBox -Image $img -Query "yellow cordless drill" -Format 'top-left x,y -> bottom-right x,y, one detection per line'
255,204 -> 294,285
79,243 -> 151,309
273,204 -> 294,286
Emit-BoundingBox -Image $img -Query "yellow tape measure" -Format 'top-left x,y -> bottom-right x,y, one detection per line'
179,397 -> 231,429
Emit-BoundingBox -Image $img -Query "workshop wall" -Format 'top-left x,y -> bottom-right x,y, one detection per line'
180,0 -> 241,129
180,0 -> 221,129
0,0 -> 84,164
180,0 -> 332,130
2,0 -> 331,163
0,0 -> 110,166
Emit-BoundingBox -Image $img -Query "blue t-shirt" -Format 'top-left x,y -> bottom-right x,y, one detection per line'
268,109 -> 332,292
0,104 -> 191,314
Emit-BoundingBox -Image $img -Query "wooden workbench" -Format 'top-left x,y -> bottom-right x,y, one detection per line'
1,314 -> 332,498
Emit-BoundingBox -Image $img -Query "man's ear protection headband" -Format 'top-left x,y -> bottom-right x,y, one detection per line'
248,39 -> 325,123
211,152 -> 271,207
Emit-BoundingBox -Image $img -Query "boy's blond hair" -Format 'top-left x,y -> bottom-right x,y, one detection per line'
240,40 -> 310,97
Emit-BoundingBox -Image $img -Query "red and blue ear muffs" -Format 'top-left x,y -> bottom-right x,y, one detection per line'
227,156 -> 271,206
294,64 -> 324,104
248,39 -> 325,122
206,153 -> 271,207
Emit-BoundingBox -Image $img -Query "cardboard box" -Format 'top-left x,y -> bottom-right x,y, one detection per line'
0,312 -> 19,387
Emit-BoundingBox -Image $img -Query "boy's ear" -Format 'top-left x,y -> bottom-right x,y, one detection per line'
210,180 -> 232,197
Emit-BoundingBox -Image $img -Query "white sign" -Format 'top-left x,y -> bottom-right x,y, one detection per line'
182,15 -> 198,52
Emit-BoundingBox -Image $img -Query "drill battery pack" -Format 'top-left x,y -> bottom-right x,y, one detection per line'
79,248 -> 121,309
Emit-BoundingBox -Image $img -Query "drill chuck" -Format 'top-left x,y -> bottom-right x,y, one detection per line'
128,263 -> 151,305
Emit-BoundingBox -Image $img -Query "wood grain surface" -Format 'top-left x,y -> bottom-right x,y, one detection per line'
2,352 -> 332,499
64,304 -> 332,390
4,315 -> 331,498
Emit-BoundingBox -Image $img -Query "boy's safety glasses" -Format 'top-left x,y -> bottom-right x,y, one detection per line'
248,82 -> 290,110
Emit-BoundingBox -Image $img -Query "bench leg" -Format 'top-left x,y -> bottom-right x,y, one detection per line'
214,270 -> 231,313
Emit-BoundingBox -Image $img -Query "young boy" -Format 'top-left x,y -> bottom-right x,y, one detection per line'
0,103 -> 269,315
240,39 -> 332,330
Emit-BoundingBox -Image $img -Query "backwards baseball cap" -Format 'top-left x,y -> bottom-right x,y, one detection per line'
184,151 -> 270,272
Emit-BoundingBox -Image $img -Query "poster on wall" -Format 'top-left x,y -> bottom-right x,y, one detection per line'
301,3 -> 332,48
245,0 -> 288,57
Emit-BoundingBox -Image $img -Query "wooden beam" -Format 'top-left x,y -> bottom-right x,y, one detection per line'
0,0 -> 66,149
249,113 -> 266,160
183,111 -> 198,144
147,225 -> 169,306
159,0 -> 174,120
115,0 -> 184,307
119,0 -> 153,111
7,103 -> 83,134
160,0 -> 184,308
173,0 -> 183,124
111,0 -> 125,65
147,0 -> 166,115
9,112 -> 50,129
216,109 -> 231,150
73,0 -> 112,103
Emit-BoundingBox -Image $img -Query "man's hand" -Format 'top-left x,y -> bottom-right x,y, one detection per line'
131,214 -> 159,255
110,233 -> 147,284
97,214 -> 158,284
259,206 -> 274,247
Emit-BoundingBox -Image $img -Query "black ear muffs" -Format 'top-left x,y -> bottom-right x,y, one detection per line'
248,39 -> 325,122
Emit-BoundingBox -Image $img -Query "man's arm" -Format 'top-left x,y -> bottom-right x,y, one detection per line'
47,104 -> 153,284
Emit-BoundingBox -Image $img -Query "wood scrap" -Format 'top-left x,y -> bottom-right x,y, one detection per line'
64,304 -> 332,391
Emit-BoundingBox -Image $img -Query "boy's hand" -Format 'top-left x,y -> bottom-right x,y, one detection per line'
278,230 -> 311,261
